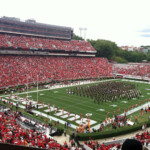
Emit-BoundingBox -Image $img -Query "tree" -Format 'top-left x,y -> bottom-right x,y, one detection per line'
115,48 -> 124,57
122,51 -> 133,62
112,56 -> 128,63
88,39 -> 118,60
146,51 -> 150,61
88,37 -> 150,63
87,39 -> 96,47
73,34 -> 84,41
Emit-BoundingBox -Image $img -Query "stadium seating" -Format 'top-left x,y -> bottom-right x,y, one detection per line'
84,140 -> 121,150
114,64 -> 150,78
1,108 -> 149,150
84,130 -> 150,150
0,110 -> 71,149
0,33 -> 95,52
0,56 -> 112,88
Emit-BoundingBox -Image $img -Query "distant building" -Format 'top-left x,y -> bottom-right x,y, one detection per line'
138,47 -> 143,52
120,46 -> 149,53
120,46 -> 138,51
142,49 -> 148,53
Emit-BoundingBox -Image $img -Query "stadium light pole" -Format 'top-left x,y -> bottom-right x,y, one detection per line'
79,27 -> 87,40
79,27 -> 83,37
83,28 -> 87,41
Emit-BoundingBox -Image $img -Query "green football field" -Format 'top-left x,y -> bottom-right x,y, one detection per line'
17,79 -> 150,126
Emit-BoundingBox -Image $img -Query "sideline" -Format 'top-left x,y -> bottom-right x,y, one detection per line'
1,97 -> 78,129
2,78 -> 150,130
92,101 -> 150,129
1,79 -> 118,97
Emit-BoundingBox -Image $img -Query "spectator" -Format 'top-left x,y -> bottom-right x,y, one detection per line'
0,55 -> 112,88
121,139 -> 143,150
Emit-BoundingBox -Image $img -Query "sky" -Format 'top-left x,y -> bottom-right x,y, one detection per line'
1,0 -> 150,47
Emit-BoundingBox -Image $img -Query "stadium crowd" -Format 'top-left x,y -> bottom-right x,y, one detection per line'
0,55 -> 112,88
114,64 -> 150,78
0,109 -> 81,149
84,139 -> 121,150
1,108 -> 150,150
84,130 -> 150,150
0,33 -> 95,52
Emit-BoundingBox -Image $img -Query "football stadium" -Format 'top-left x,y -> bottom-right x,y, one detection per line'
0,16 -> 150,150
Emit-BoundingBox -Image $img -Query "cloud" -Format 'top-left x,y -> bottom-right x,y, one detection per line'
140,28 -> 150,32
139,26 -> 150,33
139,26 -> 150,37
141,34 -> 150,37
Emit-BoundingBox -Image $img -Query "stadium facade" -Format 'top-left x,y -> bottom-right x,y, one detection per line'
0,16 -> 96,57
0,16 -> 113,89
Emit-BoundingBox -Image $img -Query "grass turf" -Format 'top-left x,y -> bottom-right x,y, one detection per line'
15,79 -> 150,126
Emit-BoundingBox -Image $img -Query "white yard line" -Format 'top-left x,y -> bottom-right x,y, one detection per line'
2,79 -> 118,97
122,79 -> 150,84
1,79 -> 150,130
92,101 -> 150,130
1,98 -> 78,129
32,110 -> 78,129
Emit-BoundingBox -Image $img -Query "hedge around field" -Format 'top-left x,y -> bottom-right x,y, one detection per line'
76,121 -> 150,141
